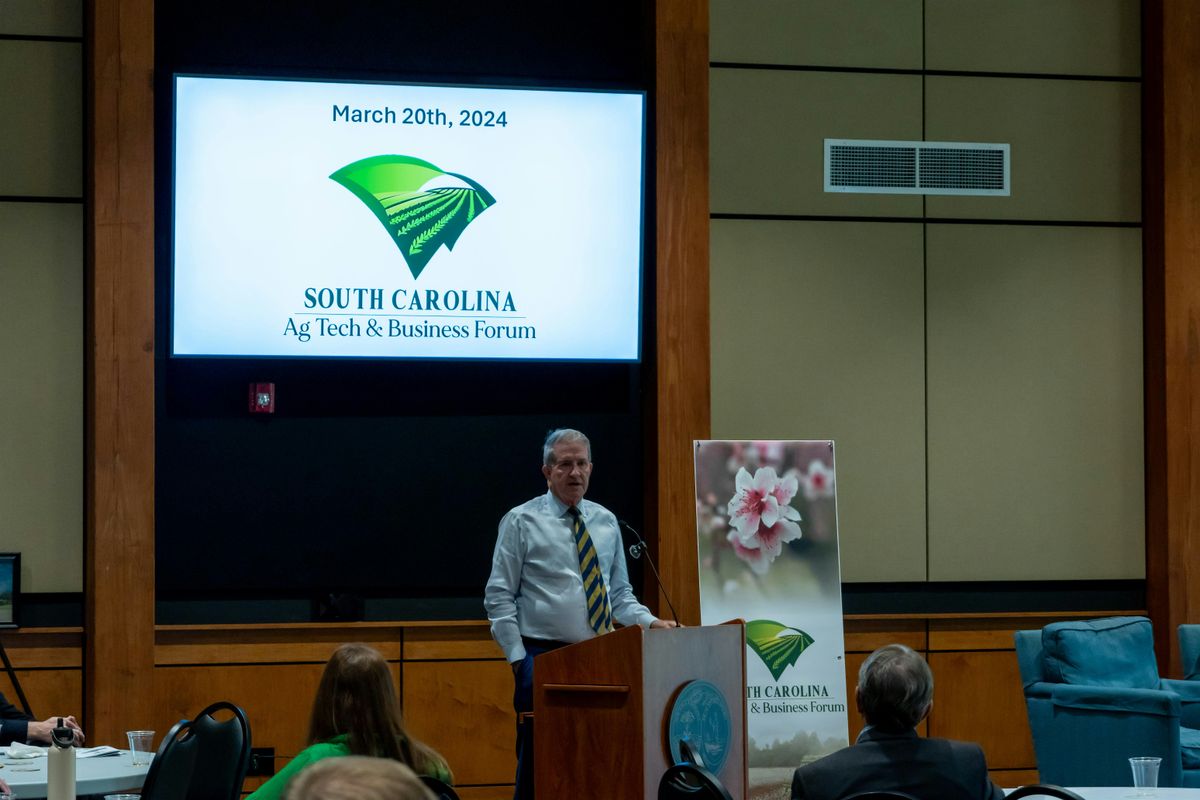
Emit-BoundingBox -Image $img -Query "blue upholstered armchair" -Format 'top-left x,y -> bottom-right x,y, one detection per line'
1179,625 -> 1200,681
1015,616 -> 1200,788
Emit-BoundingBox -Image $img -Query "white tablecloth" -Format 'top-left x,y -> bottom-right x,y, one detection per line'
1008,789 -> 1200,800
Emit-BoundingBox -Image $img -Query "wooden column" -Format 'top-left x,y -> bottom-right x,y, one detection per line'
1145,0 -> 1200,674
86,0 -> 156,745
654,0 -> 710,625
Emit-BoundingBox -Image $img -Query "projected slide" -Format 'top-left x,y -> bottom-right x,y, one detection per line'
171,76 -> 645,360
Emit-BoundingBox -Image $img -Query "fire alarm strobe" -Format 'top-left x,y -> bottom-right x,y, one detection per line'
249,382 -> 275,414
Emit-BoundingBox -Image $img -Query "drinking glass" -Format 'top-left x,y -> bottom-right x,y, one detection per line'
126,729 -> 155,766
1130,756 -> 1162,796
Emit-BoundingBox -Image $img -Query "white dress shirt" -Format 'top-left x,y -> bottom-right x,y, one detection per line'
484,490 -> 656,663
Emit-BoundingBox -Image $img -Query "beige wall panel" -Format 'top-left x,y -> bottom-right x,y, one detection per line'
711,69 -> 923,217
711,219 -> 926,582
0,41 -> 81,197
0,202 -> 83,592
710,0 -> 921,70
0,0 -> 82,37
925,77 -> 1140,223
926,0 -> 1139,77
926,224 -> 1143,581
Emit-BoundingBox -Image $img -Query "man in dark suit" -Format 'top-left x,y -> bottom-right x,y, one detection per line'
791,644 -> 1005,800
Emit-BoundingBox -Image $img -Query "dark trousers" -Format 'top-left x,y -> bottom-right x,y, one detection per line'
513,638 -> 568,800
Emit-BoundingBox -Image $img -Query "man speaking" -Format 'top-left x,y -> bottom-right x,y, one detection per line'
484,428 -> 676,800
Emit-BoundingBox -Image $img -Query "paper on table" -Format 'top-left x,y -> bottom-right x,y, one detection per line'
76,746 -> 121,758
2,744 -> 121,759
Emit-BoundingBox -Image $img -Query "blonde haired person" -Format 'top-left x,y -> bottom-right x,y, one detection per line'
248,643 -> 452,800
284,756 -> 436,800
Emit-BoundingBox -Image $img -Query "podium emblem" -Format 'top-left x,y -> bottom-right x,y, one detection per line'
667,679 -> 732,774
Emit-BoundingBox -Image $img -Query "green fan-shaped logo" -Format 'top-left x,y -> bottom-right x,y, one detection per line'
746,619 -> 815,681
330,155 -> 495,279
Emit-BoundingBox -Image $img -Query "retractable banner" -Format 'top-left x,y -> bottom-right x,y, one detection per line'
694,440 -> 848,797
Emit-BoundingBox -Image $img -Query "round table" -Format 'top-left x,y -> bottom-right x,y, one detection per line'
1008,789 -> 1200,800
1,750 -> 149,799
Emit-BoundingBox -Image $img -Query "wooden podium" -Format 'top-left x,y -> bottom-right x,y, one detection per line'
533,622 -> 747,799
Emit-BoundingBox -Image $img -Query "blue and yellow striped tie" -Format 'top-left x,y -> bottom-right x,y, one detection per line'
568,506 -> 613,634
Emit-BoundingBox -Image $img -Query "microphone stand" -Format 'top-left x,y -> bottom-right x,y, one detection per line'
619,520 -> 682,626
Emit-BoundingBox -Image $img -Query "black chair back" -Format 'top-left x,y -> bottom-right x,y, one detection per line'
840,793 -> 922,800
141,719 -> 198,800
419,775 -> 461,800
658,763 -> 734,800
185,701 -> 252,800
677,738 -> 705,769
1006,785 -> 1087,800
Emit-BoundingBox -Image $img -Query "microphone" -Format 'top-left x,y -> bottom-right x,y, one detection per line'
619,520 -> 682,627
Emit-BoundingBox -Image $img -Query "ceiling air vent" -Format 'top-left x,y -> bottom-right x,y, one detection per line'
824,139 -> 1010,196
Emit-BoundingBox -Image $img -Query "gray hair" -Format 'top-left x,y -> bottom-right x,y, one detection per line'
856,644 -> 934,732
543,428 -> 591,466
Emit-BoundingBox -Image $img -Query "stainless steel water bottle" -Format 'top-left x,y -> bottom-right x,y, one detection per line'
47,718 -> 76,800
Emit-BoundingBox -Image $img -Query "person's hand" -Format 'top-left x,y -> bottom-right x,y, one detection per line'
650,618 -> 679,629
511,660 -> 522,677
26,715 -> 85,746
0,776 -> 12,794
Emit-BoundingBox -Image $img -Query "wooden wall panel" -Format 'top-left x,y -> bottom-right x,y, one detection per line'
654,0 -> 709,626
844,651 -> 867,739
154,663 -> 332,756
403,623 -> 497,661
135,613 -> 1122,794
155,624 -> 403,666
401,659 -> 515,790
0,629 -> 82,668
0,671 -> 83,727
150,625 -> 514,794
929,618 -> 1033,651
927,613 -> 1140,653
928,651 -> 1034,770
155,661 -> 398,793
0,628 -> 83,732
86,0 -> 156,747
455,789 -> 515,800
1143,0 -> 1169,674
844,618 -> 927,653
1144,0 -> 1200,675
992,769 -> 1041,788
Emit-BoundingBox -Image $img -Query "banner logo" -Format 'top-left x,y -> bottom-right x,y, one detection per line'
746,619 -> 815,681
331,155 -> 495,279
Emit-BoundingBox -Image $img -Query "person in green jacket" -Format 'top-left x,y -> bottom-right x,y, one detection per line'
247,642 -> 453,800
